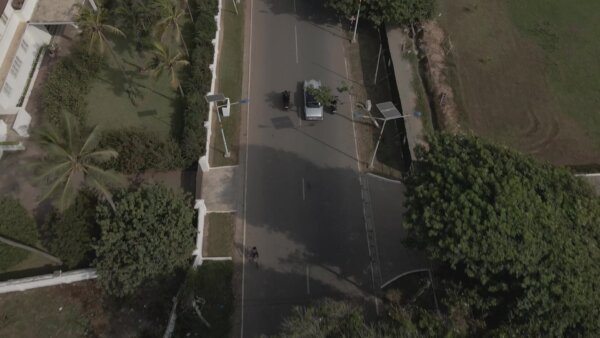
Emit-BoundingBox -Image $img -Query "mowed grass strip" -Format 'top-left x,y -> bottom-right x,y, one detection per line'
507,0 -> 600,143
438,0 -> 600,165
204,212 -> 235,257
0,284 -> 92,337
86,37 -> 177,139
211,0 -> 244,166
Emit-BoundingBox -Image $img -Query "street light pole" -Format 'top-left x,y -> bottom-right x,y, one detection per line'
216,105 -> 231,158
352,0 -> 361,43
369,118 -> 386,168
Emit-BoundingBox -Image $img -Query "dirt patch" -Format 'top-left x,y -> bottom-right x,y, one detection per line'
436,0 -> 600,166
420,21 -> 459,133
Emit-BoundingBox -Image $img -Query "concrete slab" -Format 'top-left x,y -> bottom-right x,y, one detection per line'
366,173 -> 429,287
386,26 -> 428,161
201,166 -> 238,212
30,0 -> 82,24
580,174 -> 600,194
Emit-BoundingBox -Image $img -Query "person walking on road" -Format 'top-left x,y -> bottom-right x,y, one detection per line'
250,246 -> 259,262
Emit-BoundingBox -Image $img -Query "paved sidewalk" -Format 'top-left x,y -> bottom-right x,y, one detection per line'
201,166 -> 239,212
365,174 -> 429,287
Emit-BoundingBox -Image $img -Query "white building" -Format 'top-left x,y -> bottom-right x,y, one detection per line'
0,0 -> 96,158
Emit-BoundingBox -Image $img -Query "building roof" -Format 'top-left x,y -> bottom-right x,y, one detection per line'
30,0 -> 84,24
0,0 -> 8,16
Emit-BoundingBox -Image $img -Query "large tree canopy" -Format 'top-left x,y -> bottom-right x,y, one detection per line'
404,133 -> 600,336
324,0 -> 435,26
95,184 -> 195,297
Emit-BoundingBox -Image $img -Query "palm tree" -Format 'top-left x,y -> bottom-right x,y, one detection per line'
115,0 -> 157,48
154,0 -> 189,55
35,113 -> 125,211
76,5 -> 127,76
180,0 -> 194,22
145,42 -> 189,96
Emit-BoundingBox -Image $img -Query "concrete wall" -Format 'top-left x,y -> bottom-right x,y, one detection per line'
0,268 -> 97,294
198,0 -> 223,172
0,24 -> 50,112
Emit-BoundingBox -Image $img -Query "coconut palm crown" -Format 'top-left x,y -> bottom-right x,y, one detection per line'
35,113 -> 124,211
145,42 -> 190,96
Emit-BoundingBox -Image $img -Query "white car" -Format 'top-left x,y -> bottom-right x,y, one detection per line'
303,79 -> 324,120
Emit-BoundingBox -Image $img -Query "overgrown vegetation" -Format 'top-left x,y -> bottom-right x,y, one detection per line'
0,198 -> 40,271
324,0 -> 435,26
41,49 -> 104,126
405,133 -> 600,336
94,184 -> 195,297
175,261 -> 234,337
99,128 -> 182,174
42,193 -> 98,269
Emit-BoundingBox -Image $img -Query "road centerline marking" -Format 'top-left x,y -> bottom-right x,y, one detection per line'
306,265 -> 310,294
302,178 -> 306,200
241,0 -> 255,336
294,25 -> 299,64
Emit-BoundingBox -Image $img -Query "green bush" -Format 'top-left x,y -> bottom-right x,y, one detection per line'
0,198 -> 39,271
99,128 -> 183,174
42,49 -> 104,126
95,184 -> 196,297
41,194 -> 98,269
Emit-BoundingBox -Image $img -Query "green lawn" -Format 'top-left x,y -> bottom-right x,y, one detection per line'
175,261 -> 234,338
211,0 -> 245,166
0,284 -> 92,337
86,37 -> 177,140
204,212 -> 234,257
507,0 -> 600,144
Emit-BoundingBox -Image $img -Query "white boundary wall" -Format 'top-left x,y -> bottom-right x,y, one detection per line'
0,268 -> 97,294
194,0 -> 223,266
193,199 -> 208,266
198,0 -> 223,173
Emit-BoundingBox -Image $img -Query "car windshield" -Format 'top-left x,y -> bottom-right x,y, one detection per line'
306,92 -> 321,108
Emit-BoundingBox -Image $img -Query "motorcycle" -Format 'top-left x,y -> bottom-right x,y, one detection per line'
329,96 -> 338,114
282,90 -> 290,110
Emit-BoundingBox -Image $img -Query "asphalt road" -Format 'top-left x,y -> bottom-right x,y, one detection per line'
240,0 -> 374,336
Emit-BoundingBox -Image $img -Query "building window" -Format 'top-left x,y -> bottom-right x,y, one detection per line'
10,57 -> 22,77
1,13 -> 7,25
20,39 -> 29,53
3,83 -> 12,96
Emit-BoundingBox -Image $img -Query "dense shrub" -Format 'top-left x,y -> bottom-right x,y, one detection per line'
178,0 -> 219,166
0,198 -> 39,271
41,193 -> 98,269
42,49 -> 104,126
99,128 -> 183,174
95,184 -> 195,297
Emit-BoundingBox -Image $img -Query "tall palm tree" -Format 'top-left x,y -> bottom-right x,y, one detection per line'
180,0 -> 194,22
145,42 -> 189,96
115,0 -> 157,48
76,5 -> 127,76
35,113 -> 125,211
154,0 -> 189,55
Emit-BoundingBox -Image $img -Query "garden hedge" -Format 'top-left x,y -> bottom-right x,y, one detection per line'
100,128 -> 183,174
42,48 -> 104,126
179,0 -> 219,166
0,198 -> 39,271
